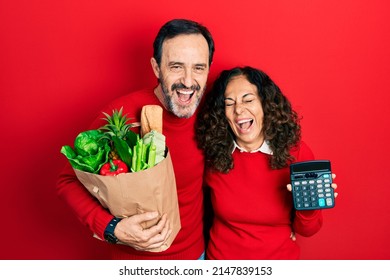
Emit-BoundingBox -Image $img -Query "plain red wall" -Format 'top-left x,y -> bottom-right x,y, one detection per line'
1,0 -> 389,259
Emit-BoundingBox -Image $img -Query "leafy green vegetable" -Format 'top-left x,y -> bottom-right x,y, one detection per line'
112,135 -> 133,170
61,130 -> 110,173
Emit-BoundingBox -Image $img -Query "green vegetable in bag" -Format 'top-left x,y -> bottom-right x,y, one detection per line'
61,130 -> 110,173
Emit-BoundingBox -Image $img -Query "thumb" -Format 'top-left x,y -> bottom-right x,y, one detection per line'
131,211 -> 159,223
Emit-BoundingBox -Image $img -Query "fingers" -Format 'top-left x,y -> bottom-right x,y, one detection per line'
131,218 -> 172,251
331,173 -> 338,198
117,212 -> 171,251
290,232 -> 296,241
287,184 -> 292,192
142,213 -> 169,238
131,211 -> 160,224
141,219 -> 172,250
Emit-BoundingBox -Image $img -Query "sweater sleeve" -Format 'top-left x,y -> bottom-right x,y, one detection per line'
56,162 -> 114,240
292,210 -> 323,237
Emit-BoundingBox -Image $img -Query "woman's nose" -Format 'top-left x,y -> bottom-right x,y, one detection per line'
234,102 -> 245,114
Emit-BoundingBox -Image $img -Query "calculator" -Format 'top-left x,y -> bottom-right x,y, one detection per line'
290,160 -> 335,210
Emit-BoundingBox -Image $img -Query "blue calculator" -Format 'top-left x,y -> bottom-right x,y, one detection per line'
290,160 -> 335,210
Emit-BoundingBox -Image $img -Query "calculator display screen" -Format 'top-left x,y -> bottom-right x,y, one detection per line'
290,161 -> 330,173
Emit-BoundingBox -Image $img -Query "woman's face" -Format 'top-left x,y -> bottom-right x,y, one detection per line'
224,75 -> 264,151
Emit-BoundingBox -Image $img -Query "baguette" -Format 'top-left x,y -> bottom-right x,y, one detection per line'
140,105 -> 163,137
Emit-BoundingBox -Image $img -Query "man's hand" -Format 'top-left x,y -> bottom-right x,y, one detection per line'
114,212 -> 172,251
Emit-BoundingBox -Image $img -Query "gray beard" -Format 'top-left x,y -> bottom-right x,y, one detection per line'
160,80 -> 204,119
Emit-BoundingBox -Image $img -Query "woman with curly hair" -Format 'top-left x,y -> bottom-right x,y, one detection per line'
196,66 -> 336,259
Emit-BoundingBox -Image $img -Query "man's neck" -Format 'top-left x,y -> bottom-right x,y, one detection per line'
154,84 -> 167,111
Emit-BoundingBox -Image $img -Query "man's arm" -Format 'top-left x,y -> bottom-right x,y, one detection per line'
56,162 -> 170,250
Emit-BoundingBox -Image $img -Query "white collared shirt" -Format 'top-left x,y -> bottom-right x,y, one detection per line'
232,140 -> 273,155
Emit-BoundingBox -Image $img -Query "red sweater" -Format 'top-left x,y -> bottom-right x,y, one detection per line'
205,141 -> 323,259
57,89 -> 205,259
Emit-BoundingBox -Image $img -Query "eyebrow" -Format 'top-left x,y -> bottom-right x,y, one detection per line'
168,62 -> 207,67
195,63 -> 207,68
168,62 -> 184,66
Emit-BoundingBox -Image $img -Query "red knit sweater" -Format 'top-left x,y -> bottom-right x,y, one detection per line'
205,141 -> 323,259
57,89 -> 205,259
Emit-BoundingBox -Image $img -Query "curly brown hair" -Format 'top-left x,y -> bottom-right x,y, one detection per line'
196,66 -> 301,173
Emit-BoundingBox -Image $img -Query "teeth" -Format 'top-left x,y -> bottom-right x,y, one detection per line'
177,90 -> 193,95
237,119 -> 252,124
177,90 -> 194,102
237,119 -> 253,130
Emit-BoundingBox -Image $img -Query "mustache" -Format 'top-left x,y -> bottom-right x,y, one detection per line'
171,83 -> 200,92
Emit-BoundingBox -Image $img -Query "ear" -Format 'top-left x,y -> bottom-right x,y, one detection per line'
150,57 -> 160,79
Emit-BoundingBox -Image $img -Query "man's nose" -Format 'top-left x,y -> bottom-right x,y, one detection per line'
181,69 -> 193,88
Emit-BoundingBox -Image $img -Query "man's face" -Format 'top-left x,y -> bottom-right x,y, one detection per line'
151,34 -> 210,118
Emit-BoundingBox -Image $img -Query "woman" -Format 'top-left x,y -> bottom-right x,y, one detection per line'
196,66 -> 337,259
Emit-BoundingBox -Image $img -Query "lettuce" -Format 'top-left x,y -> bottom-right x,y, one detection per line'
61,130 -> 110,173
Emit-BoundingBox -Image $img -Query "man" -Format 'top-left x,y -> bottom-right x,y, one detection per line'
57,18 -> 215,259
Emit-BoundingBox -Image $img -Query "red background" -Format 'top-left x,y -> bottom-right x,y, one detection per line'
1,0 -> 389,259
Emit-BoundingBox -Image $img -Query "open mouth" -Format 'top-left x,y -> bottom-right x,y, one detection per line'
176,89 -> 194,103
236,119 -> 254,131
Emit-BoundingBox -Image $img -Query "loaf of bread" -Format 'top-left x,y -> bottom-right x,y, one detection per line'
140,105 -> 163,137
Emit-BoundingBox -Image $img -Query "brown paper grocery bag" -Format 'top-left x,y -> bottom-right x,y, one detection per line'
73,151 -> 181,252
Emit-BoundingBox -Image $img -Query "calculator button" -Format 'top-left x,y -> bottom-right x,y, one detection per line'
318,198 -> 326,207
292,170 -> 334,210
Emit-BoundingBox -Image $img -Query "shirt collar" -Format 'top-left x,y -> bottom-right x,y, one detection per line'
232,140 -> 273,155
